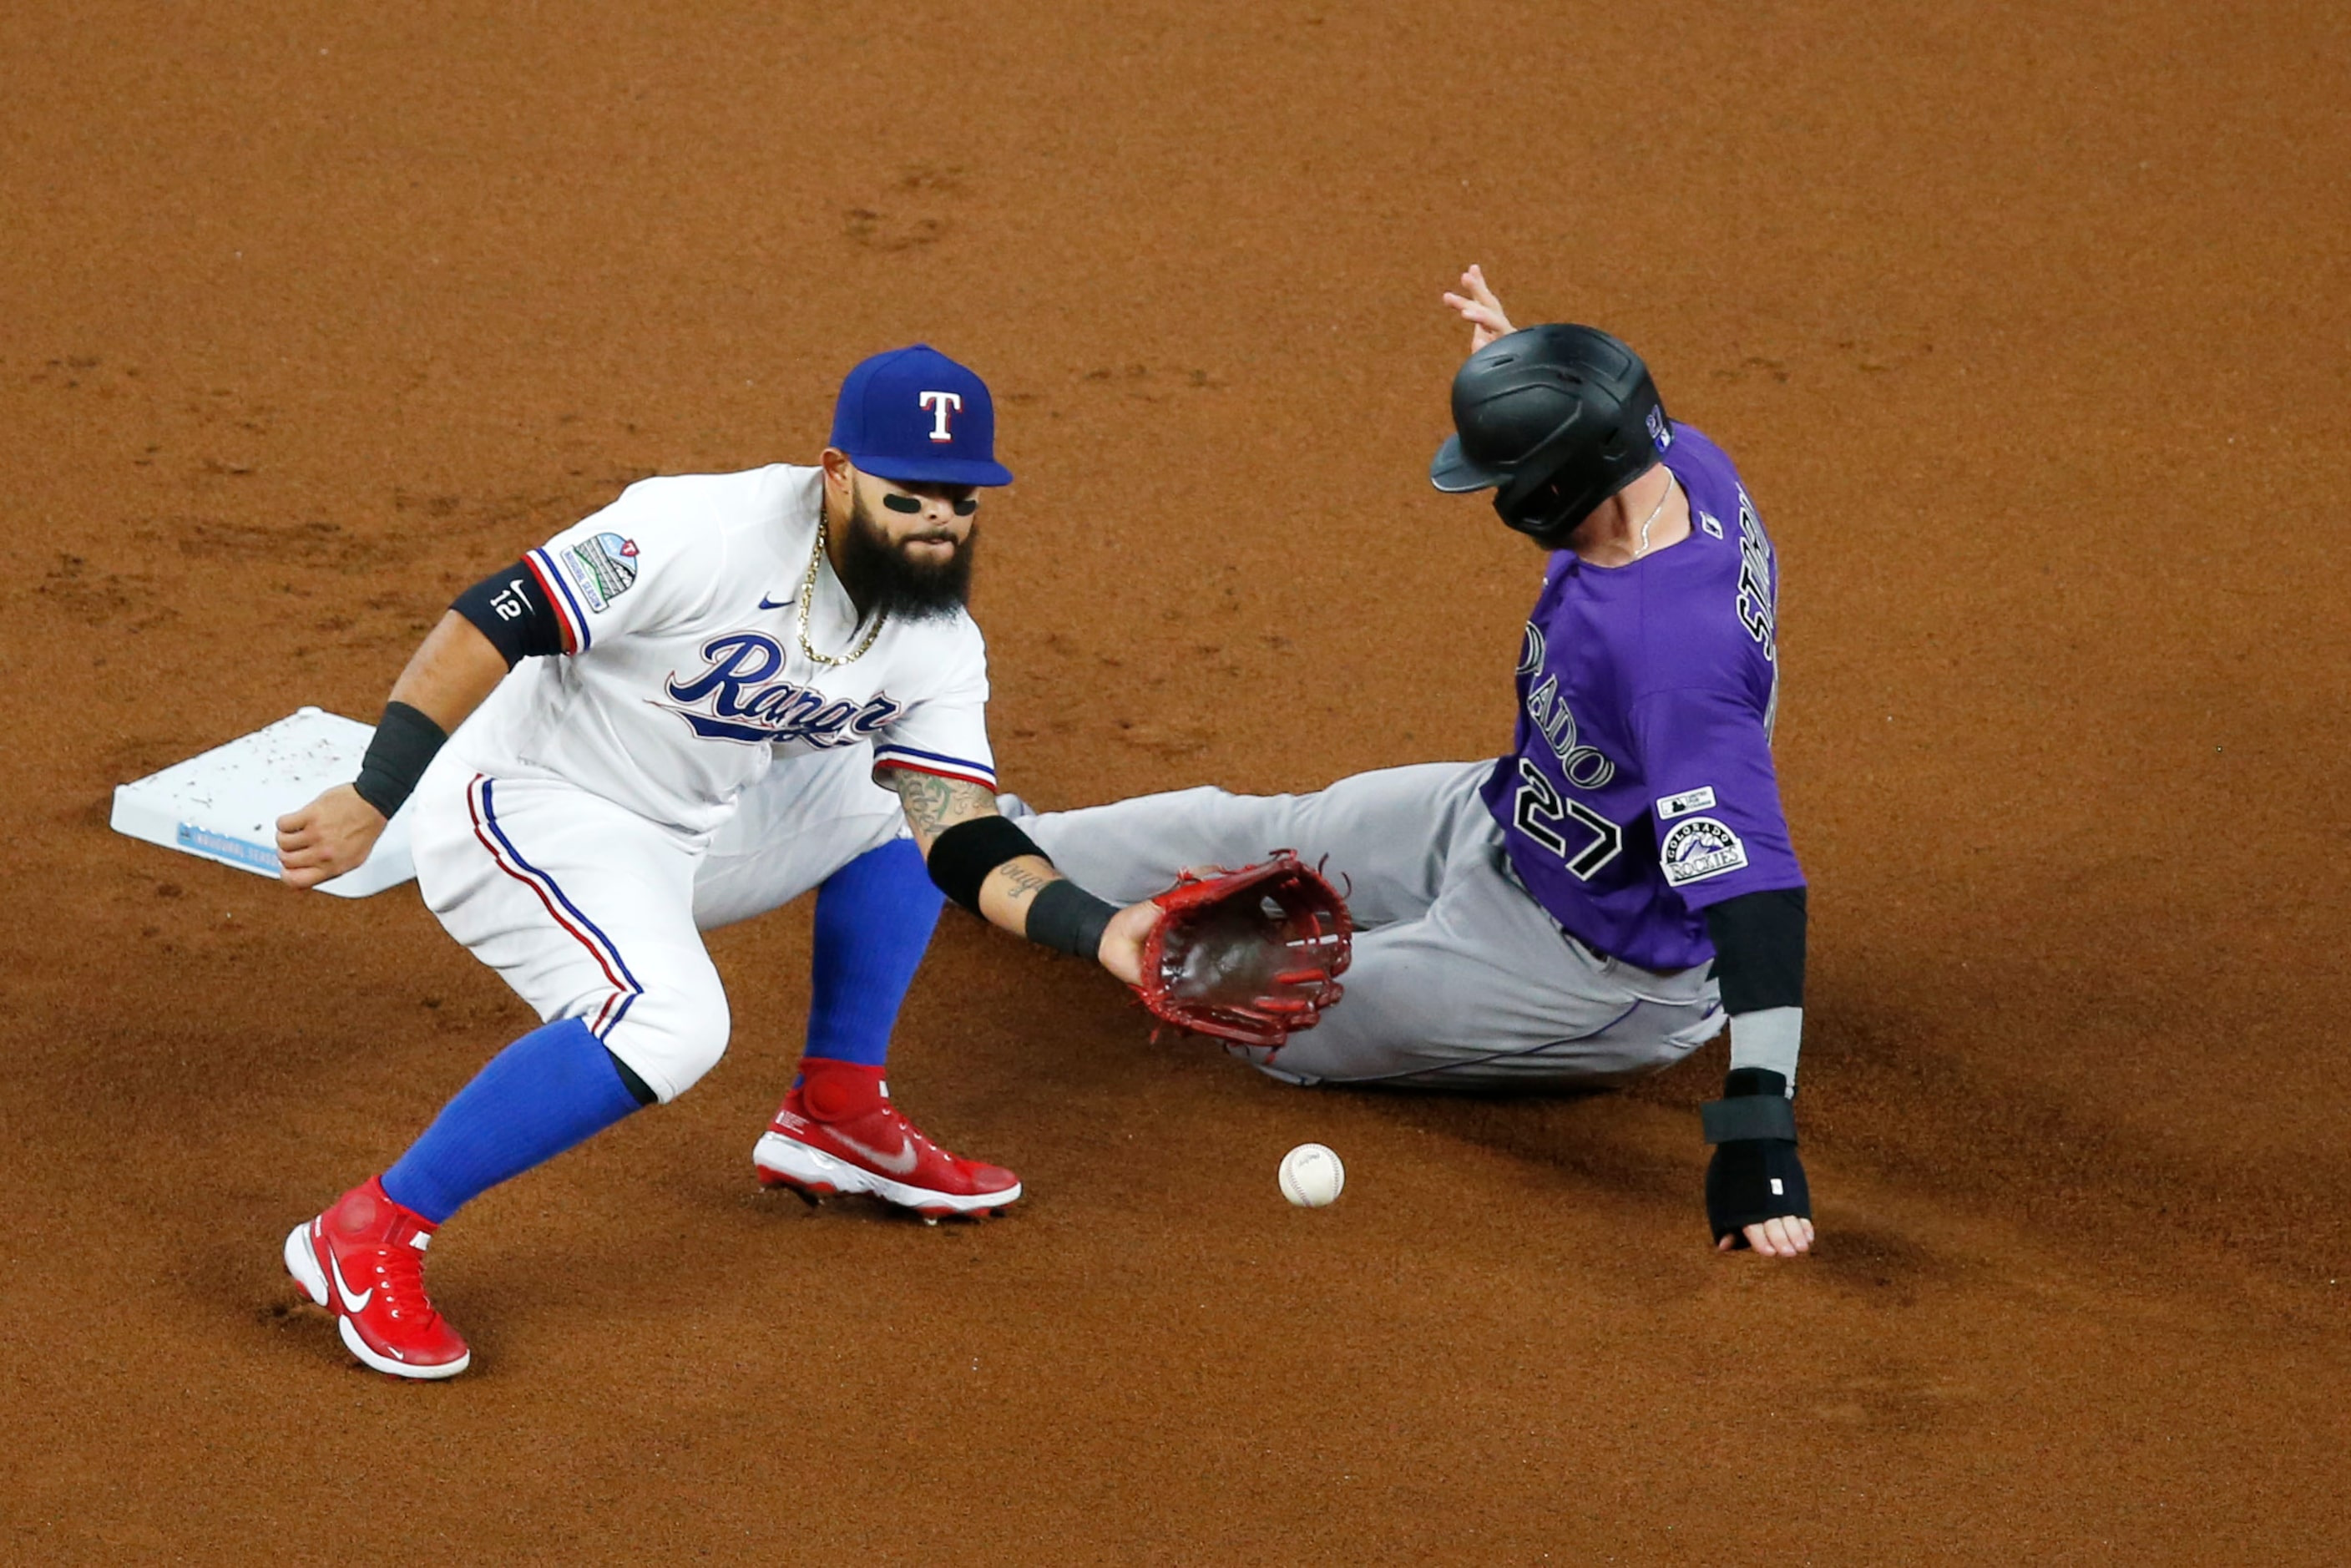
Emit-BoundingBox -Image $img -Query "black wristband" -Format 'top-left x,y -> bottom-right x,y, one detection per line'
1025,878 -> 1119,959
1701,1094 -> 1797,1145
926,815 -> 1045,915
1724,1066 -> 1790,1100
352,701 -> 449,819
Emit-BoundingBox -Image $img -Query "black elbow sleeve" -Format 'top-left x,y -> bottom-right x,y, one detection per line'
452,562 -> 566,665
926,815 -> 1044,915
1702,886 -> 1807,1015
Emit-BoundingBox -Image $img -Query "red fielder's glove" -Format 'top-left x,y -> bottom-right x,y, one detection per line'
1133,852 -> 1352,1050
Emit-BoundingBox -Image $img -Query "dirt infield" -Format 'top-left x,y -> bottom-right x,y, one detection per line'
4,0 -> 2345,1560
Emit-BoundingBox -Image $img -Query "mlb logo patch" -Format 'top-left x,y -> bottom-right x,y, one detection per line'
1646,407 -> 1672,450
1656,786 -> 1716,820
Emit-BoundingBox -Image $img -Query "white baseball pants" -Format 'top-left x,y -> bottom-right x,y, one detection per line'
408,746 -> 908,1103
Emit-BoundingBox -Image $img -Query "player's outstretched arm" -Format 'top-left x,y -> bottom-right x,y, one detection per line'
887,770 -> 1152,984
1699,887 -> 1816,1258
279,558 -> 576,888
274,609 -> 513,889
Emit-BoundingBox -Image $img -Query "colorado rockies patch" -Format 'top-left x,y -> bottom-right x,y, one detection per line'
562,532 -> 640,613
1659,816 -> 1747,886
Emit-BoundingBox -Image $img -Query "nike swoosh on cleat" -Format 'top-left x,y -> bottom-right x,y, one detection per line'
329,1251 -> 374,1314
832,1130 -> 921,1176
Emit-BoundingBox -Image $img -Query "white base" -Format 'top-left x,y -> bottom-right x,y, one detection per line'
753,1130 -> 1022,1215
111,706 -> 416,898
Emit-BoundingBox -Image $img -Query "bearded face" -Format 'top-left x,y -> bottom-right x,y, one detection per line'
833,478 -> 978,622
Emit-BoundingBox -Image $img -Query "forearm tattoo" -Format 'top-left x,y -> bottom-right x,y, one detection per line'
992,856 -> 1054,912
888,770 -> 996,840
887,771 -> 1067,919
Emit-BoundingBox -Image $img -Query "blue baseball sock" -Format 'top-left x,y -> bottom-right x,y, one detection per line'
382,1018 -> 650,1224
802,837 -> 944,1071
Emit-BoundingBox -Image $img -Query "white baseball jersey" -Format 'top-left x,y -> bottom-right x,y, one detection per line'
447,463 -> 995,836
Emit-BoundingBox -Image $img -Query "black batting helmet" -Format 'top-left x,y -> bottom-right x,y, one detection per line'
1428,324 -> 1668,542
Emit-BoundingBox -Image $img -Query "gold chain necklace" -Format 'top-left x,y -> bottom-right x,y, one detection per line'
796,500 -> 886,668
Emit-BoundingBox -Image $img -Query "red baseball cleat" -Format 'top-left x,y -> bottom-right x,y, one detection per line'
283,1176 -> 472,1379
755,1081 -> 1022,1220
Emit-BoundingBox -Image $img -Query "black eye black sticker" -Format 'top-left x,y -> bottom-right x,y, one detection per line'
881,492 -> 980,516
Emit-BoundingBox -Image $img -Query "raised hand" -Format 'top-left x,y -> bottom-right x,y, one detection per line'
1441,263 -> 1518,352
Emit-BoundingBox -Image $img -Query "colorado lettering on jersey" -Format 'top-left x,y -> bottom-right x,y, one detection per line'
1516,623 -> 1616,788
1735,490 -> 1776,659
1480,424 -> 1803,972
659,632 -> 905,746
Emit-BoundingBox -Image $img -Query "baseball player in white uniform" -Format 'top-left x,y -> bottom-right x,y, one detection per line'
274,345 -> 1158,1378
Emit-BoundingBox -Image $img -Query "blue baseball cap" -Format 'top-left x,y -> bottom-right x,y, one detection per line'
828,343 -> 1014,488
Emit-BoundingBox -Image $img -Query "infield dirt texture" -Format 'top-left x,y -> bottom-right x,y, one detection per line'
4,3 -> 2345,1562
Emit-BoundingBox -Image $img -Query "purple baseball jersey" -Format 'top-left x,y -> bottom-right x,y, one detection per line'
1480,422 -> 1804,972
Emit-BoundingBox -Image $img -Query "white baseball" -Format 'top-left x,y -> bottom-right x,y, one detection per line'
1278,1143 -> 1345,1208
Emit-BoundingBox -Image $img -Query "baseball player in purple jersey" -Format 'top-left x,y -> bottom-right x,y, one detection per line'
1011,268 -> 1815,1256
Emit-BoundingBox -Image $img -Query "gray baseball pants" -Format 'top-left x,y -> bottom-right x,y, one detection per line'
1020,761 -> 1725,1088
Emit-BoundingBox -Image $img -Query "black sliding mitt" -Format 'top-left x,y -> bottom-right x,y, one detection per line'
1701,1067 -> 1811,1248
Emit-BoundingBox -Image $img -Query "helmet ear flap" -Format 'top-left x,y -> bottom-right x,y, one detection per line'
1491,412 -> 1610,538
1494,470 -> 1579,541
